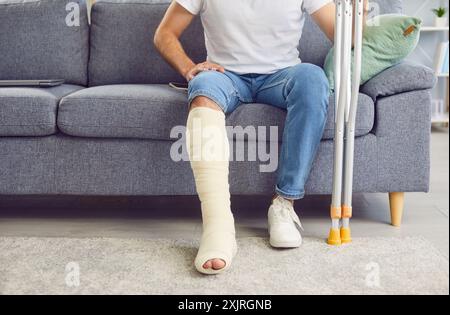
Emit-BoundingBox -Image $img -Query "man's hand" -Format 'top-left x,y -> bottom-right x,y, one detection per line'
184,62 -> 226,82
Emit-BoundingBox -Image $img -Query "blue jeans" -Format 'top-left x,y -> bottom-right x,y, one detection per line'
188,63 -> 329,200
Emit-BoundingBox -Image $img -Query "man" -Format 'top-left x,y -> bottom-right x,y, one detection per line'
154,0 -> 367,275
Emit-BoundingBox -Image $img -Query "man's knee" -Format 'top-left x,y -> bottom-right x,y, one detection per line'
188,71 -> 230,113
290,64 -> 329,98
190,96 -> 223,112
291,63 -> 329,89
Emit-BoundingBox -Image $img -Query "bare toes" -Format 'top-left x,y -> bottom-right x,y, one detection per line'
203,260 -> 213,269
212,259 -> 226,270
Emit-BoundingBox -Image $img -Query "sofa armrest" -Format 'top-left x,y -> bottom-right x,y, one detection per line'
374,89 -> 431,193
361,63 -> 437,101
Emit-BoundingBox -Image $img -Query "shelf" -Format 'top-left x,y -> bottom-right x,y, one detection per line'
421,26 -> 449,32
432,113 -> 449,124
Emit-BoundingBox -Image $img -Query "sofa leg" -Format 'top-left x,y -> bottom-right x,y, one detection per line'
389,192 -> 405,227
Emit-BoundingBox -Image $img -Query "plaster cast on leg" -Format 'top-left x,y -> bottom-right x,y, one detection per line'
187,107 -> 237,275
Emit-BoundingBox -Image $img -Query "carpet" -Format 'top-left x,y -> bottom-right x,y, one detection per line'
0,236 -> 448,295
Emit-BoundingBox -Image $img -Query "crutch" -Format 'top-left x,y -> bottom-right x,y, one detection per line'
328,0 -> 364,246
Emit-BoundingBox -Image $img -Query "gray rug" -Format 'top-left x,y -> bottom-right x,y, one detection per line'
0,236 -> 448,295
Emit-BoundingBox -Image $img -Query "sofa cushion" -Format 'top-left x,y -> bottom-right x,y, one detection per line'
58,85 -> 189,139
58,85 -> 374,141
0,85 -> 85,137
361,62 -> 437,101
88,0 -> 206,86
0,0 -> 89,86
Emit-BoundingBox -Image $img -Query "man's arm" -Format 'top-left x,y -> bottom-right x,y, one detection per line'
154,2 -> 224,82
311,0 -> 369,43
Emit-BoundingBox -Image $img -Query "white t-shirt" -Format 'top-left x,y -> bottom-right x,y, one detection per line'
176,0 -> 332,74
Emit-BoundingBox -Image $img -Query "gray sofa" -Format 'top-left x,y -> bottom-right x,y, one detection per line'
0,0 -> 436,226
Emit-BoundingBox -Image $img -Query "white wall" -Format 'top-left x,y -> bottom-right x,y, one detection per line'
403,0 -> 449,101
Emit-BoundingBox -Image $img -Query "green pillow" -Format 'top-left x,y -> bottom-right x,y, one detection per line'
324,14 -> 422,91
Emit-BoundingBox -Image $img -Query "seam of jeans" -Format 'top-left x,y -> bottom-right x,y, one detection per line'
283,78 -> 294,100
301,114 -> 328,185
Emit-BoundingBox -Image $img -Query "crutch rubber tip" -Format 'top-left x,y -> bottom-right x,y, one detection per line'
340,227 -> 352,244
327,228 -> 342,246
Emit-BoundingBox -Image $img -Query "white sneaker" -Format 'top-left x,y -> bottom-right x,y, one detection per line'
268,196 -> 303,248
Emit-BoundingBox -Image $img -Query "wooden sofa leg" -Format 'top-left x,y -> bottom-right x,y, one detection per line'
389,192 -> 405,227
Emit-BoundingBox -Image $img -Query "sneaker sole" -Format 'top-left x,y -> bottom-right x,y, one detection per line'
270,239 -> 302,249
